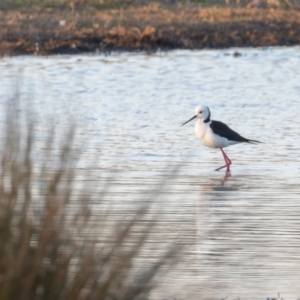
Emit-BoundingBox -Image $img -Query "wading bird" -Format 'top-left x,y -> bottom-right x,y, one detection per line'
182,105 -> 261,172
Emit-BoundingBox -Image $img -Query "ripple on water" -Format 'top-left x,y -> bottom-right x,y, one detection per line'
1,47 -> 300,299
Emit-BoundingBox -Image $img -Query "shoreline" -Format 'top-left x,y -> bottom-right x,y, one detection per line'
1,5 -> 300,56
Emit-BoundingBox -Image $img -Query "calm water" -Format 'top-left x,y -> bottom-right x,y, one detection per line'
1,47 -> 300,299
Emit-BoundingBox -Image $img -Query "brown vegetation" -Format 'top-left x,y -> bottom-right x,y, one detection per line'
1,3 -> 300,55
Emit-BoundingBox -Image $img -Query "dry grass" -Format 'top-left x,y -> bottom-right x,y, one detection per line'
0,96 -> 181,300
1,1 -> 300,54
0,0 -> 230,10
0,0 -> 298,10
1,3 -> 300,35
1,0 -> 299,34
90,4 -> 300,25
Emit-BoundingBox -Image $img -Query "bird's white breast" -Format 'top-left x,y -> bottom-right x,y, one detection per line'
195,120 -> 236,149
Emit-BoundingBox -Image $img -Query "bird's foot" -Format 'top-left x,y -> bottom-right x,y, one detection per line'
215,165 -> 227,171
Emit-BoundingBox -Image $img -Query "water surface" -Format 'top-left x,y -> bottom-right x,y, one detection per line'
1,47 -> 300,299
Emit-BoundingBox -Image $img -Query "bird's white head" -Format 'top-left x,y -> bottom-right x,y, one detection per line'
182,105 -> 211,126
194,105 -> 210,122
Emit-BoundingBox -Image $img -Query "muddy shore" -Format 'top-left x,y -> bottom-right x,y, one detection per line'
1,5 -> 300,55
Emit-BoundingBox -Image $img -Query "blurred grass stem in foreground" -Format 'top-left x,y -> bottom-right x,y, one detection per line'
0,96 -> 181,300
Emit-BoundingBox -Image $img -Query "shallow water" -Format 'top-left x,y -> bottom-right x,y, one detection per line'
1,47 -> 300,299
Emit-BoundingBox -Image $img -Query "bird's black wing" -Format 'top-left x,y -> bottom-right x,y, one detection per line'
210,120 -> 250,143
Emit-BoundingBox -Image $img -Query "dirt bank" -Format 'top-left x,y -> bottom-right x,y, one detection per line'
1,5 -> 300,55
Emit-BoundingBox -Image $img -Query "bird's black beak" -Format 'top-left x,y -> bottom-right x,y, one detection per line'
182,115 -> 197,126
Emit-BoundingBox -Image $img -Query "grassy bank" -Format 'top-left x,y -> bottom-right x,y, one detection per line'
1,1 -> 300,55
0,0 -> 297,10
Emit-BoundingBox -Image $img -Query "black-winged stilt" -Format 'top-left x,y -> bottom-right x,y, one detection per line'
182,105 -> 261,172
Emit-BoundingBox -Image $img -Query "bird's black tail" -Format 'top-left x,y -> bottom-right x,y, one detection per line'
247,139 -> 262,144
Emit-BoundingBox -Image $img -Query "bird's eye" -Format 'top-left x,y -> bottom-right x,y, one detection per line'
199,111 -> 202,114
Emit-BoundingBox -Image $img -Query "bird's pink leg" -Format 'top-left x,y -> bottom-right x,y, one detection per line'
215,156 -> 227,171
221,148 -> 232,172
222,149 -> 232,170
215,148 -> 232,172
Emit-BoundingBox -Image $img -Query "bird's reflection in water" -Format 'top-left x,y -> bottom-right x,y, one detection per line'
194,171 -> 260,298
192,171 -> 300,300
221,171 -> 231,185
